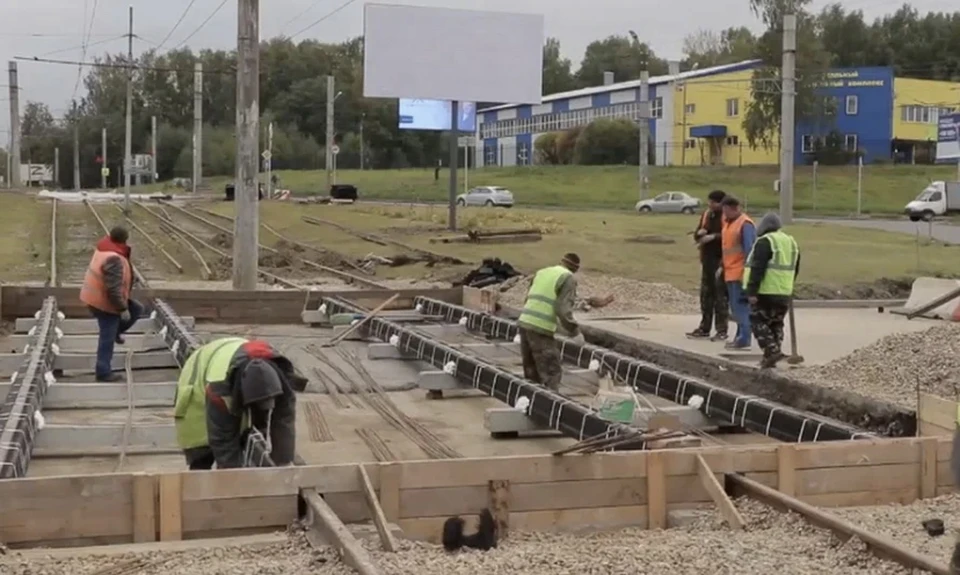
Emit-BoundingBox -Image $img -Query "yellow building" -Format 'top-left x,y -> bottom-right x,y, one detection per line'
892,78 -> 959,162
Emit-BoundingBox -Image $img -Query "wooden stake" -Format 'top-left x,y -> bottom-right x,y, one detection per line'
695,454 -> 745,529
301,488 -> 383,575
488,479 -> 510,539
356,465 -> 397,552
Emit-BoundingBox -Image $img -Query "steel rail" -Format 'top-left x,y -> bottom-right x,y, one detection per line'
322,296 -> 645,444
0,297 -> 59,478
49,198 -> 58,287
413,296 -> 874,443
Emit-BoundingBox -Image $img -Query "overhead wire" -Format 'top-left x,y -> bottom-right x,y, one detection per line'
172,0 -> 230,50
156,0 -> 199,50
289,0 -> 360,39
38,35 -> 126,58
278,0 -> 329,34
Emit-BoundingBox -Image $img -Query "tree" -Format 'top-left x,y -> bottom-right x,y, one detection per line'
576,35 -> 668,87
742,0 -> 833,150
542,38 -> 576,94
682,27 -> 758,69
573,118 -> 639,165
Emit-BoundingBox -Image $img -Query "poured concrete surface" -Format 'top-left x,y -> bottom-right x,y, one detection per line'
583,308 -> 935,368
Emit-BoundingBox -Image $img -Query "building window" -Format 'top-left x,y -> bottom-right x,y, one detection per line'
684,139 -> 697,149
824,96 -> 838,116
801,135 -> 814,153
845,95 -> 858,115
684,103 -> 696,115
726,98 -> 739,117
650,97 -> 663,119
725,135 -> 739,146
844,134 -> 858,152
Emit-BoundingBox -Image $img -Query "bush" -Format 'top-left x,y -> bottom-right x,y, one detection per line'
573,118 -> 639,165
534,132 -> 560,165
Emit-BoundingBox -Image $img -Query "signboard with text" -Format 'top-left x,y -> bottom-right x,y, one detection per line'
937,112 -> 960,161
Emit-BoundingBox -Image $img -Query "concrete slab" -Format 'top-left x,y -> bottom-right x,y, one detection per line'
3,333 -> 166,353
0,382 -> 175,408
14,316 -> 195,335
0,350 -> 177,374
584,309 -> 936,368
418,368 -> 598,393
633,406 -> 714,430
34,424 -> 176,451
302,309 -> 444,324
368,342 -> 522,362
483,407 -> 562,437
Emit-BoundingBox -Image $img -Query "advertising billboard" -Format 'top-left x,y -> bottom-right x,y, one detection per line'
937,112 -> 960,161
398,99 -> 476,132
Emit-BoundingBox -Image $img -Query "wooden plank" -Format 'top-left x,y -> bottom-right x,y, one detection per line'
778,444 -> 796,496
695,454 -> 745,530
647,451 -> 666,530
302,488 -> 383,575
180,464 -> 373,501
937,436 -> 955,461
797,463 -> 919,496
488,479 -> 510,539
399,505 -> 648,544
919,394 -> 956,431
921,437 -> 939,499
802,488 -> 919,508
792,439 -> 921,469
358,465 -> 397,552
182,495 -> 298,534
158,474 -> 183,542
921,420 -> 955,437
379,463 -> 401,523
12,533 -> 289,559
132,473 -> 158,543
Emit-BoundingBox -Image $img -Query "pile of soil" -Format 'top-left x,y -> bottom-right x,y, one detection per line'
455,258 -> 521,288
210,232 -> 231,248
795,277 -> 913,300
208,257 -> 232,281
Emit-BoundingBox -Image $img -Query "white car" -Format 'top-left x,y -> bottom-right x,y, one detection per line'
635,192 -> 701,214
456,186 -> 514,207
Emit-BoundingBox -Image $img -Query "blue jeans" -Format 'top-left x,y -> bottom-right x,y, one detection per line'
725,282 -> 752,347
90,299 -> 144,379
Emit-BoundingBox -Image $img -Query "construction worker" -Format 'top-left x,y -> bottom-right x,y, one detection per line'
687,190 -> 729,341
173,337 -> 308,470
743,213 -> 800,369
79,226 -> 144,383
517,253 -> 583,392
719,195 -> 756,350
952,421 -> 960,573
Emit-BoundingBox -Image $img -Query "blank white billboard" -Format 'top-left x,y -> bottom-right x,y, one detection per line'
363,3 -> 544,105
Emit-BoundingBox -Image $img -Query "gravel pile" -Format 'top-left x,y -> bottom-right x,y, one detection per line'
499,272 -> 699,316
790,322 -> 960,409
2,500 -> 914,574
831,492 -> 960,566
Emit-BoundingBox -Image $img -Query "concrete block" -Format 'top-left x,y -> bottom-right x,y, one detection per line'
417,371 -> 469,392
301,310 -> 330,325
0,381 -> 176,409
458,342 -> 521,361
562,368 -> 600,386
34,424 -> 177,451
484,407 -> 544,433
633,406 -> 715,430
331,325 -> 370,341
367,343 -> 410,360
3,333 -> 166,354
14,316 -> 195,335
48,351 -> 177,373
412,324 -> 467,338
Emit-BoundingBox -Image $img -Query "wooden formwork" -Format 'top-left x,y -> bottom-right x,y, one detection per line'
918,393 -> 957,436
0,437 -> 952,549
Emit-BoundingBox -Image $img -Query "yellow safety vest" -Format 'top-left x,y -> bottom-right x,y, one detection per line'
518,265 -> 571,334
173,337 -> 248,450
742,230 -> 799,296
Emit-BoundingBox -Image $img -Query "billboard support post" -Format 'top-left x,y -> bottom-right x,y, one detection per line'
448,101 -> 459,232
936,113 -> 960,177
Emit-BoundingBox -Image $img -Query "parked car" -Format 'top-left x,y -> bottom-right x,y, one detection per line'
635,192 -> 701,214
456,186 -> 514,207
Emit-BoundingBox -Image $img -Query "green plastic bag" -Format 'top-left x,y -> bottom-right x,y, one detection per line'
597,397 -> 635,423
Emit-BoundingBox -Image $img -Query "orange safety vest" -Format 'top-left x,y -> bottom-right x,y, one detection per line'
79,250 -> 132,313
721,213 -> 754,282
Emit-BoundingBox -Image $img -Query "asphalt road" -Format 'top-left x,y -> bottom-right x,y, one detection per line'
800,218 -> 960,245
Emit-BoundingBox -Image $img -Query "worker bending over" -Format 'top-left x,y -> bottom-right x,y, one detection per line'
743,213 -> 800,369
517,253 -> 583,392
951,417 -> 960,573
79,226 -> 144,382
687,190 -> 729,341
719,196 -> 756,350
174,337 -> 308,470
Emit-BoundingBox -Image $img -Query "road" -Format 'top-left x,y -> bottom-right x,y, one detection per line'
801,218 -> 960,245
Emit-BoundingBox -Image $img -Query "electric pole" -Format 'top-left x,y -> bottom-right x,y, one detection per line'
193,62 -> 202,194
54,147 -> 59,188
123,5 -> 134,214
638,70 -> 650,201
8,61 -> 20,187
325,75 -> 334,191
778,14 -> 797,225
151,115 -> 157,183
234,0 -> 260,290
359,114 -> 365,170
101,127 -> 107,189
266,122 -> 273,200
72,100 -> 80,191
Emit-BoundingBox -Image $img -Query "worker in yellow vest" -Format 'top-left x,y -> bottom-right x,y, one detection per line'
517,253 -> 583,391
174,337 -> 308,469
742,213 -> 800,369
952,413 -> 960,573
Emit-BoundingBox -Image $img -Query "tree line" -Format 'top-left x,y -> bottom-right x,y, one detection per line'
7,0 -> 960,187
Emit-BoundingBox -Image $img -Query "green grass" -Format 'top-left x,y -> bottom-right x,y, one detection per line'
0,194 -> 53,282
157,164 -> 959,216
205,202 -> 958,294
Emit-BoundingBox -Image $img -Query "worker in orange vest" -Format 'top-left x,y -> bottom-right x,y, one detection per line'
79,226 -> 144,382
719,196 -> 756,350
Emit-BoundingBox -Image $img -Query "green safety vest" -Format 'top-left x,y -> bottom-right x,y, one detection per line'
518,265 -> 571,334
742,230 -> 799,296
173,337 -> 248,450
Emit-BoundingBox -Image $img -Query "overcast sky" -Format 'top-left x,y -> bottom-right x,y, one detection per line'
1,0 -> 956,138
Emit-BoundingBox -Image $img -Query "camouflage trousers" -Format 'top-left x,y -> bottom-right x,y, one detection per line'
748,298 -> 790,358
698,260 -> 729,335
519,327 -> 562,391
952,429 -> 960,573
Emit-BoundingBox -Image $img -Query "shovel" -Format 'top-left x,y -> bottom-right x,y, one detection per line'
786,302 -> 805,365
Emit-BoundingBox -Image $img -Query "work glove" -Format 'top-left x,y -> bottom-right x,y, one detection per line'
120,310 -> 131,323
570,332 -> 585,345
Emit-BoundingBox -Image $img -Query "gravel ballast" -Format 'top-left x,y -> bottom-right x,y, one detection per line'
790,322 -> 960,409
1,500 -> 921,575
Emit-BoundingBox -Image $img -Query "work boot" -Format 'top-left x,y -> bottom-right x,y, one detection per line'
724,340 -> 751,350
95,373 -> 122,383
759,352 -> 787,369
115,335 -> 125,345
711,332 -> 728,342
686,327 -> 710,339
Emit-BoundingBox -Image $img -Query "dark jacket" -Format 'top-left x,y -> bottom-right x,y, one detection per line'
745,213 -> 801,302
96,236 -> 132,312
206,340 -> 307,468
695,209 -> 724,262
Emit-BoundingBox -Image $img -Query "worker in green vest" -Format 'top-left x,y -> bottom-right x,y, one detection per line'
173,337 -> 308,470
742,213 -> 800,369
952,414 -> 960,573
517,253 -> 583,391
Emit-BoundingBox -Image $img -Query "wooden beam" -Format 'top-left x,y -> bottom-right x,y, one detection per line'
132,473 -> 158,543
158,474 -> 183,542
777,444 -> 796,496
488,479 -> 511,539
646,451 -> 666,529
920,437 -> 938,500
301,488 -> 383,575
356,465 -> 397,552
379,463 -> 401,523
694,454 -> 745,530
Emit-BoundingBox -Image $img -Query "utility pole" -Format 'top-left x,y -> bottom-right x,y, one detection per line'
72,100 -> 80,191
266,122 -> 273,200
448,101 -> 459,231
359,113 -> 365,170
101,127 -> 107,189
151,115 -> 157,183
8,61 -> 20,187
54,147 -> 59,188
638,70 -> 650,201
325,75 -> 334,192
778,14 -> 797,225
193,62 -> 202,194
123,5 -> 134,214
234,0 -> 260,290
